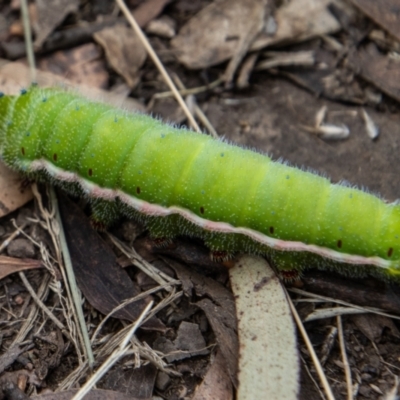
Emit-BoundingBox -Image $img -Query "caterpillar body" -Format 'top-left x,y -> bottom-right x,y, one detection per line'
1,87 -> 399,280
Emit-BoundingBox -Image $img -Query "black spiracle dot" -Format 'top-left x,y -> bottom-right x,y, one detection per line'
88,168 -> 93,177
20,88 -> 27,95
53,153 -> 57,162
200,206 -> 205,214
388,247 -> 394,257
0,92 -> 4,98
21,147 -> 25,156
269,226 -> 274,234
337,239 -> 342,248
42,97 -> 47,102
136,187 -> 141,194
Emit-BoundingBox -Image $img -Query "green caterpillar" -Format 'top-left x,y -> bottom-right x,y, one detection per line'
1,86 -> 399,280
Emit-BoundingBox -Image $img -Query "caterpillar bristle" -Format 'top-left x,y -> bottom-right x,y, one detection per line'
279,269 -> 303,283
210,250 -> 235,263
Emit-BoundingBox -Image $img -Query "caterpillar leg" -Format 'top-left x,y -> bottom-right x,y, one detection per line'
208,249 -> 234,263
145,214 -> 180,246
90,198 -> 120,230
203,234 -> 236,263
278,269 -> 303,282
267,251 -> 305,282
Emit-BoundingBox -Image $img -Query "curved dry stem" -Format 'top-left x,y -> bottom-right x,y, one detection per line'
115,0 -> 201,132
284,287 -> 335,400
337,315 -> 353,400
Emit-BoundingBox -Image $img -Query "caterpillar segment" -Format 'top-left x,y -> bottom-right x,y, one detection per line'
1,87 -> 400,280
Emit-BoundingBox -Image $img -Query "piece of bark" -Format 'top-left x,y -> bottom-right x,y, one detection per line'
348,43 -> 400,103
301,270 -> 400,314
0,162 -> 33,218
165,258 -> 238,387
348,0 -> 400,42
0,256 -> 42,281
132,0 -> 172,28
100,363 -> 157,399
191,350 -> 233,400
57,192 -> 165,330
0,345 -> 34,375
33,0 -> 80,48
171,0 -> 269,71
94,24 -> 147,88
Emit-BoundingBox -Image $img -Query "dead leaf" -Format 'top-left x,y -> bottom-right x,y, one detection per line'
153,321 -> 209,362
0,161 -> 33,218
37,43 -> 108,89
174,321 -> 208,358
132,0 -> 172,27
223,0 -> 270,84
57,192 -> 165,331
165,258 -> 238,387
351,314 -> 400,342
94,24 -> 147,88
0,255 -> 41,280
171,0 -> 269,71
0,344 -> 33,375
33,0 -> 80,49
229,255 -> 299,399
348,0 -> 400,42
101,363 -> 157,400
171,0 -> 342,70
348,43 -> 400,103
280,47 -> 369,104
192,350 -> 233,400
252,0 -> 343,51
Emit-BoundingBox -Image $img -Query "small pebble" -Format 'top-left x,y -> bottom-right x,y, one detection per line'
155,371 -> 171,391
7,238 -> 35,258
361,373 -> 373,382
16,207 -> 33,227
146,16 -> 176,38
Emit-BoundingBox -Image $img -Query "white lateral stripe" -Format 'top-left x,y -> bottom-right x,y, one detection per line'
29,159 -> 393,270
